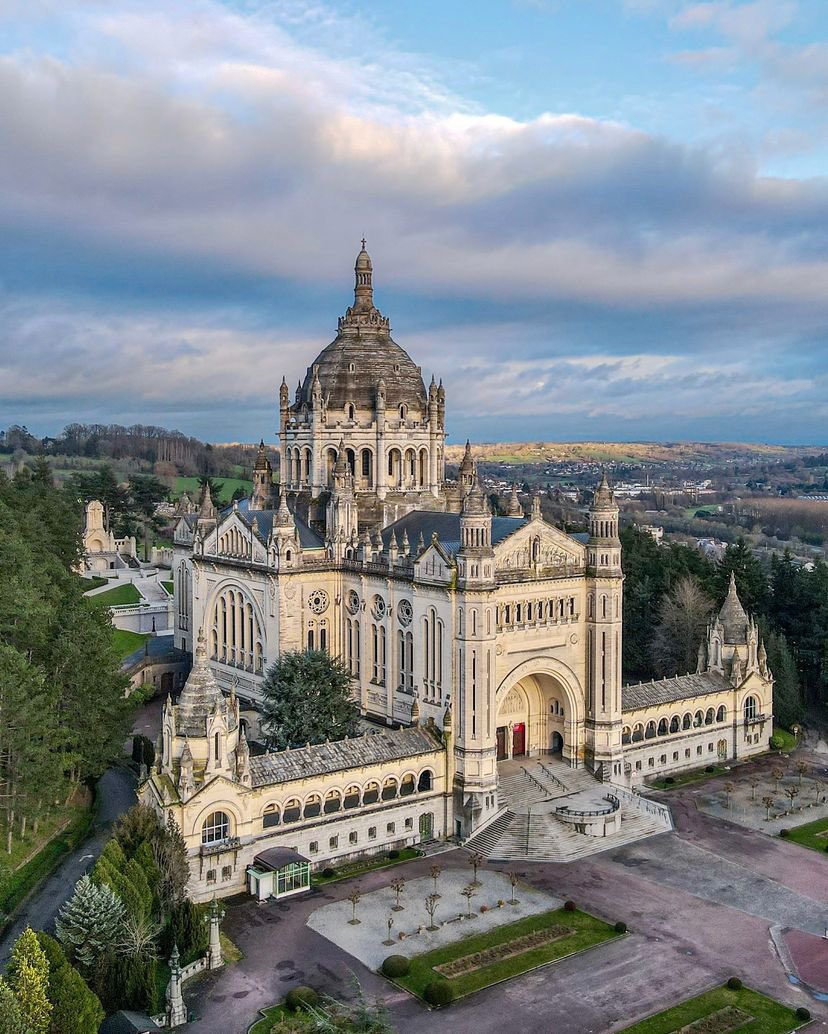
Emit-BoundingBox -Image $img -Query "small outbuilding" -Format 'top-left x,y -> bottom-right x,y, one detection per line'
247,847 -> 311,901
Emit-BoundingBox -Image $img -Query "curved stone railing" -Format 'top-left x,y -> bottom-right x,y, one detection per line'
555,794 -> 620,820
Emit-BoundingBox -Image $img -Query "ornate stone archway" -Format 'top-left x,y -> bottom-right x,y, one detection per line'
495,657 -> 585,767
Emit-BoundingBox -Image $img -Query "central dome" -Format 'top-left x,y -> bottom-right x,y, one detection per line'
295,244 -> 427,414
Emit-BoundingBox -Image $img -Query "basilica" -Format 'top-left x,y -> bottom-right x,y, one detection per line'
139,244 -> 774,902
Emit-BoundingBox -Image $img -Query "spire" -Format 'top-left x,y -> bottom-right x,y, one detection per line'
334,438 -> 348,475
718,571 -> 749,644
254,439 -> 269,471
459,439 -> 474,474
198,482 -> 216,519
353,240 -> 374,313
275,485 -> 293,528
410,696 -> 420,726
507,483 -> 522,517
592,470 -> 615,511
462,469 -> 489,516
176,629 -> 225,735
531,493 -> 542,520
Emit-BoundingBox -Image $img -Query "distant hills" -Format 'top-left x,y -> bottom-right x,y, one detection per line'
442,441 -> 817,467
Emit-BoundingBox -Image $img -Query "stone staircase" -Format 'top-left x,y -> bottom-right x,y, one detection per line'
464,758 -> 673,864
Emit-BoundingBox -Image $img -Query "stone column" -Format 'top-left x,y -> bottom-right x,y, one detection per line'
166,944 -> 187,1028
206,897 -> 226,970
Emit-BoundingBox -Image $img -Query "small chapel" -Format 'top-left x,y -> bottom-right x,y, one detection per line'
139,244 -> 774,901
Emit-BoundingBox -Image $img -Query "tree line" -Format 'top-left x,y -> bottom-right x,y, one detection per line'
622,528 -> 828,729
0,462 -> 133,857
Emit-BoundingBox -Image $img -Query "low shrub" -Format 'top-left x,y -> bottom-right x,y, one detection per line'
479,904 -> 489,913
381,955 -> 410,978
614,921 -> 627,934
321,867 -> 336,878
664,776 -> 675,784
726,977 -> 743,991
705,765 -> 715,773
779,829 -> 790,838
285,986 -> 319,1012
769,734 -> 785,750
387,850 -> 400,859
796,1007 -> 811,1021
564,900 -> 577,912
424,980 -> 454,1007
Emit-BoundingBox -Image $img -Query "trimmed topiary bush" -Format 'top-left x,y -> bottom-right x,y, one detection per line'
779,829 -> 790,838
387,850 -> 400,859
564,900 -> 577,912
424,979 -> 454,1007
705,765 -> 715,773
796,1007 -> 811,1021
285,986 -> 320,1012
614,921 -> 627,934
321,867 -> 336,878
726,977 -> 743,991
381,955 -> 410,978
664,776 -> 675,784
769,734 -> 785,750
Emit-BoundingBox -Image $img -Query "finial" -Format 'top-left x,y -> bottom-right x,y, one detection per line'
361,236 -> 366,250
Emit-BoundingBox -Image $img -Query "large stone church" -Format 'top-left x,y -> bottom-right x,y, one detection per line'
140,245 -> 774,901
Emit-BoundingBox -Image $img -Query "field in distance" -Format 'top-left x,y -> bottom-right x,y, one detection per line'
443,441 -> 816,467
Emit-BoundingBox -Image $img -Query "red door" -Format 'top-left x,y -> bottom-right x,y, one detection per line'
496,726 -> 507,761
512,723 -> 526,757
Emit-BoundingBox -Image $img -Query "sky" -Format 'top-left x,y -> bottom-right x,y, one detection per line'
2,0 -> 828,446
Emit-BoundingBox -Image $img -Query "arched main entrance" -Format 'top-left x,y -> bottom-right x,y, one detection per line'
494,660 -> 584,767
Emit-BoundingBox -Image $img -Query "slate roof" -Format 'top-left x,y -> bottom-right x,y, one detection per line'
249,726 -> 440,788
380,510 -> 526,559
254,846 -> 309,870
121,634 -> 188,672
100,1011 -> 161,1034
234,501 -> 325,550
622,670 -> 732,713
175,635 -> 230,736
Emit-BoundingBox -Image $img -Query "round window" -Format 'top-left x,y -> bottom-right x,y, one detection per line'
346,589 -> 360,615
371,594 -> 386,621
398,599 -> 413,626
308,589 -> 329,615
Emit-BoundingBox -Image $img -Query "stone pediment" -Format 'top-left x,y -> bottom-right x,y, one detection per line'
211,511 -> 268,563
414,541 -> 454,584
495,520 -> 585,574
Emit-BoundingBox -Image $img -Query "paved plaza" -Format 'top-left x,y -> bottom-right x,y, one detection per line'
306,869 -> 559,970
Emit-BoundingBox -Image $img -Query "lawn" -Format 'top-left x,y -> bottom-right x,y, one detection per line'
780,814 -> 828,854
113,629 -> 150,659
250,1004 -> 292,1034
618,983 -> 805,1034
175,475 -> 252,503
162,580 -> 174,595
87,582 -> 142,608
393,907 -> 620,1001
772,727 -> 798,752
312,847 -> 421,885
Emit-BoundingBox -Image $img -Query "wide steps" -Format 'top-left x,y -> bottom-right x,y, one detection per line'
463,809 -> 515,858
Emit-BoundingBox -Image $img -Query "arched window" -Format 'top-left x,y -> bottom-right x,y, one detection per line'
669,715 -> 680,734
262,804 -> 280,829
210,586 -> 264,672
400,774 -> 416,797
399,404 -> 406,420
716,705 -> 726,722
683,713 -> 692,730
657,718 -> 669,737
743,695 -> 758,722
343,785 -> 361,810
694,710 -> 704,728
632,724 -> 644,742
323,790 -> 342,814
705,707 -> 714,726
622,727 -> 631,745
347,403 -> 355,421
381,777 -> 398,801
201,811 -> 229,845
303,794 -> 321,819
282,799 -> 301,823
363,781 -> 380,805
645,721 -> 657,740
417,769 -> 433,792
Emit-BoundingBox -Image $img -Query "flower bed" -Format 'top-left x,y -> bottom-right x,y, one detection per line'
434,924 -> 571,978
674,1006 -> 752,1034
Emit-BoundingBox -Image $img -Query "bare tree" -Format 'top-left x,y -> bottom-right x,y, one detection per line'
748,774 -> 760,801
795,761 -> 808,785
390,878 -> 406,912
507,870 -> 520,906
424,893 -> 440,931
348,888 -> 362,925
383,914 -> 395,946
785,785 -> 800,811
771,767 -> 784,792
468,850 -> 484,888
461,883 -> 477,918
723,782 -> 735,809
651,576 -> 713,676
762,795 -> 775,821
429,864 -> 442,898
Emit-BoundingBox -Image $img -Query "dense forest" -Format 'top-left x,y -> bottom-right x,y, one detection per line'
621,528 -> 828,729
0,461 -> 134,858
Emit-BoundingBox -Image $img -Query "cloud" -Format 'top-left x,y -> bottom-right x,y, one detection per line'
1,0 -> 828,443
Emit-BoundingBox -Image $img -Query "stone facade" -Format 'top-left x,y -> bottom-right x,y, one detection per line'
142,245 -> 774,901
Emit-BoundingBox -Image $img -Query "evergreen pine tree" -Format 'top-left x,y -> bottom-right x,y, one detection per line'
6,927 -> 52,1034
260,649 -> 360,749
55,875 -> 126,970
35,932 -> 104,1034
0,977 -> 26,1034
767,631 -> 805,730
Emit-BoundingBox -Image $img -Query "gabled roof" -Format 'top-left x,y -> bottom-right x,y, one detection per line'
622,671 -> 731,712
380,511 -> 526,560
221,500 -> 325,551
249,726 -> 440,788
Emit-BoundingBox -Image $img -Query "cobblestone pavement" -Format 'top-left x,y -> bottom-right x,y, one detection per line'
185,782 -> 828,1034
